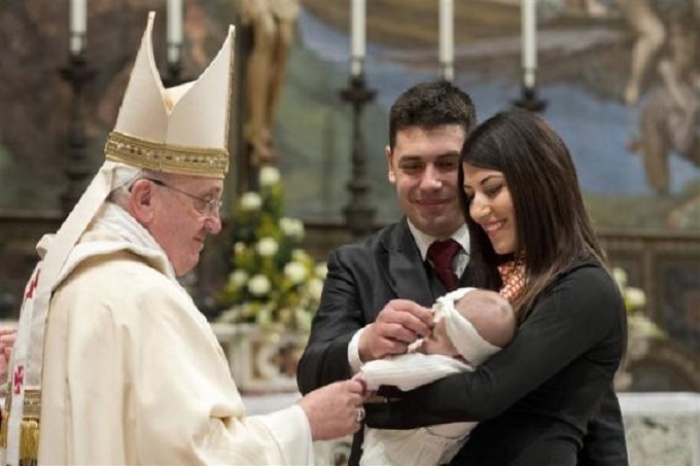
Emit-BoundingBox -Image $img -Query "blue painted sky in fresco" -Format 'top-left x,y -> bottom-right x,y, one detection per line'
297,8 -> 700,197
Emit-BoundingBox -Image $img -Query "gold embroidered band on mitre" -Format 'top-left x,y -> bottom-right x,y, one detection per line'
104,131 -> 229,178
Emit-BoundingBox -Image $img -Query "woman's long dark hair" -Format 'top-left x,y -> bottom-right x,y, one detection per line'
458,108 -> 608,320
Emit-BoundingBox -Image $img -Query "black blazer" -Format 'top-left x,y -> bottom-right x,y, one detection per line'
297,219 -> 628,465
297,219 -> 459,392
297,219 -> 459,463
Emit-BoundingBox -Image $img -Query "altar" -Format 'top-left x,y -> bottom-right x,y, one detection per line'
243,391 -> 700,466
619,392 -> 700,466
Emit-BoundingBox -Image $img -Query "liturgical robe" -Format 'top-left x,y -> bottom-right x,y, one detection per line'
36,209 -> 313,465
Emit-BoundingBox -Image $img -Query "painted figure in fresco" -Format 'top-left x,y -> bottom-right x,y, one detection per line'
619,0 -> 668,105
570,0 -> 614,17
632,8 -> 700,195
552,0 -> 673,106
668,194 -> 700,228
239,0 -> 300,166
558,0 -> 687,108
619,0 -> 700,106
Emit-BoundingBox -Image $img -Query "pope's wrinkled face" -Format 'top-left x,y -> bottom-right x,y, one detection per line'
387,125 -> 467,238
146,175 -> 223,276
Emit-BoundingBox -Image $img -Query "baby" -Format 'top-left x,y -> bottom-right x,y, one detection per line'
359,287 -> 516,466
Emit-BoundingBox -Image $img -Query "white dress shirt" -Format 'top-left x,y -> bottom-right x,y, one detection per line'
347,221 -> 470,373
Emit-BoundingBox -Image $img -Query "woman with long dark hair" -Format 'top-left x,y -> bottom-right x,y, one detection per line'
367,108 -> 628,465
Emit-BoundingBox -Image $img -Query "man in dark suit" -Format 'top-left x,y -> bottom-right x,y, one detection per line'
297,80 -> 476,463
297,81 -> 627,465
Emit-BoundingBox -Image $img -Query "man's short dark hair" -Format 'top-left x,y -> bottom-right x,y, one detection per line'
388,81 -> 477,150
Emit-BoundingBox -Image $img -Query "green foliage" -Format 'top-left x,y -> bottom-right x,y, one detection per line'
217,167 -> 326,332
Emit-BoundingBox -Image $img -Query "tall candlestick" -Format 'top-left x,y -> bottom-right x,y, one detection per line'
439,0 -> 454,81
521,0 -> 537,89
167,0 -> 183,65
351,0 -> 366,77
69,0 -> 87,55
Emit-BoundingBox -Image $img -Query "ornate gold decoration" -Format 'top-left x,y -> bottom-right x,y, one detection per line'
105,131 -> 229,179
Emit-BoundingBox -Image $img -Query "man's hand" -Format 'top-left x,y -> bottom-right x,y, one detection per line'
298,379 -> 368,440
0,327 -> 17,384
358,299 -> 433,363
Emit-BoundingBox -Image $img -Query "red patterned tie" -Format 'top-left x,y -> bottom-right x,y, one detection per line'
427,239 -> 461,291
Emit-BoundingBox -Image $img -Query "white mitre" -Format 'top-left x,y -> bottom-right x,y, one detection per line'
1,12 -> 235,466
105,11 -> 233,178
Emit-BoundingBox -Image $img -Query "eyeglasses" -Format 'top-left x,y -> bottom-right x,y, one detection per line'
145,178 -> 222,216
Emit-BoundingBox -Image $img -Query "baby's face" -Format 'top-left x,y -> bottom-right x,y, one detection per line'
422,318 -> 460,357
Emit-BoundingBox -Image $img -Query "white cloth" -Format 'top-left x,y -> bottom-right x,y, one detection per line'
434,287 -> 501,366
36,204 -> 314,465
358,287 -> 505,466
360,353 -> 475,466
347,223 -> 470,375
361,352 -> 469,392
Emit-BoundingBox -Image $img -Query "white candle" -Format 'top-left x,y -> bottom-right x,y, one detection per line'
350,0 -> 366,77
439,0 -> 454,81
167,0 -> 183,64
521,0 -> 537,88
69,0 -> 87,55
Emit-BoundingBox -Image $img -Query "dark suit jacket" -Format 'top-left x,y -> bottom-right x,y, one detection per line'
297,219 -> 457,391
297,219 -> 459,463
297,219 -> 628,465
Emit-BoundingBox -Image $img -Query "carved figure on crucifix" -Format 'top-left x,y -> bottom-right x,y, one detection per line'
239,0 -> 300,166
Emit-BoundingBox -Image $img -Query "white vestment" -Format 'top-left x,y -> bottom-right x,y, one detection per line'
360,353 -> 474,466
37,204 -> 314,465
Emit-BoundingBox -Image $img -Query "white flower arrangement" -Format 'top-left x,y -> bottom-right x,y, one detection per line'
612,267 -> 665,350
612,267 -> 665,390
284,262 -> 308,284
279,217 -> 304,240
229,270 -> 249,287
247,274 -> 272,296
256,237 -> 279,257
240,192 -> 262,211
259,166 -> 281,187
314,263 -> 328,280
217,167 -> 325,332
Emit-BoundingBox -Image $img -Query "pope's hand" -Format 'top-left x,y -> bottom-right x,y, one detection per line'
358,299 -> 433,362
298,379 -> 367,440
